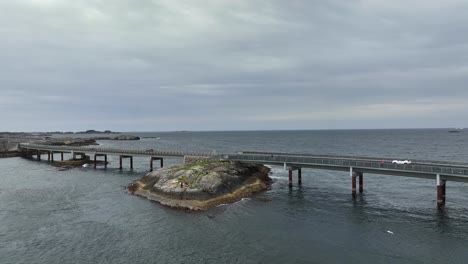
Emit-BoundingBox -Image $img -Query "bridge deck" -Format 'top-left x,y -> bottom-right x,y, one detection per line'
222,153 -> 468,183
19,144 -> 468,182
19,144 -> 213,158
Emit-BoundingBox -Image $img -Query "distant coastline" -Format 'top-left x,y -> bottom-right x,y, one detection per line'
0,130 -> 140,156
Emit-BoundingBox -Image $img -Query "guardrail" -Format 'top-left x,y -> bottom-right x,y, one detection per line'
226,154 -> 468,177
19,144 -> 214,158
19,144 -> 468,177
237,151 -> 468,167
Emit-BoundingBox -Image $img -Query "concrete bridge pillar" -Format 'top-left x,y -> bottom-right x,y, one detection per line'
94,154 -> 108,169
298,168 -> 302,185
61,152 -> 64,161
51,152 -> 54,162
351,169 -> 358,198
359,172 -> 364,193
150,157 -> 163,172
287,167 -> 302,188
119,155 -> 133,170
37,150 -> 41,161
47,151 -> 51,161
352,175 -> 357,198
437,174 -> 446,208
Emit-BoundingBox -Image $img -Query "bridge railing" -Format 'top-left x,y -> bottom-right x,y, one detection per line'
225,154 -> 468,177
237,151 -> 468,167
19,144 -> 214,157
19,144 -> 468,177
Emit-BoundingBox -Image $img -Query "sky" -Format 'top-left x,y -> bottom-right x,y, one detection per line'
1,0 -> 468,132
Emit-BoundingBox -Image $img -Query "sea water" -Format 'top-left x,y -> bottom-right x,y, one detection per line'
1,129 -> 467,263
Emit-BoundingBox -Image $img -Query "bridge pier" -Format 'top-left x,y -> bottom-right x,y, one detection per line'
287,167 -> 302,188
351,169 -> 364,197
437,174 -> 446,208
61,152 -> 64,161
37,150 -> 41,160
94,154 -> 108,168
351,169 -> 357,197
47,151 -> 51,161
352,174 -> 357,198
51,152 -> 54,162
120,155 -> 133,170
359,172 -> 364,193
150,157 -> 163,172
298,168 -> 302,185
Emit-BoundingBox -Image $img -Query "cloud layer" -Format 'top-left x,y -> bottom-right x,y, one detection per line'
1,0 -> 467,131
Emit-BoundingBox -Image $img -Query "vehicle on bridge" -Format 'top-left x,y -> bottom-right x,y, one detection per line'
392,160 -> 412,165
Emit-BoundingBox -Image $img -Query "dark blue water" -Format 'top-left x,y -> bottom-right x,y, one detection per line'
1,130 -> 468,263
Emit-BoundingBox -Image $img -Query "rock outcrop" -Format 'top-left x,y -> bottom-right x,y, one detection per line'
37,135 -> 140,147
129,161 -> 271,210
41,138 -> 99,146
93,135 -> 140,141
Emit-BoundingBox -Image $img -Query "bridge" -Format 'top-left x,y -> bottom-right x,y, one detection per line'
19,144 -> 468,208
19,144 -> 213,171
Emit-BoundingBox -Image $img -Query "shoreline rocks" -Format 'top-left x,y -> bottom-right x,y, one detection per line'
0,151 -> 20,158
92,135 -> 140,141
38,135 -> 141,147
51,155 -> 109,168
129,161 -> 271,211
1,132 -> 140,148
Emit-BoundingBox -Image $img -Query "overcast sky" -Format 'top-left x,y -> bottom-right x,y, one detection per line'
1,0 -> 467,132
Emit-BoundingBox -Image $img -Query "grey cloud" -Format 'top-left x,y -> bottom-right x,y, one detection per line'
1,0 -> 467,131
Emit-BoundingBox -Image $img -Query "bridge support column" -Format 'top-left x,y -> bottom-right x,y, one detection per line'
61,152 -> 64,161
150,157 -> 163,172
352,176 -> 357,198
94,154 -> 108,169
351,170 -> 358,198
288,169 -> 293,188
47,152 -> 51,161
51,152 -> 54,162
359,172 -> 364,193
120,156 -> 133,170
437,174 -> 446,208
298,168 -> 302,185
37,150 -> 41,161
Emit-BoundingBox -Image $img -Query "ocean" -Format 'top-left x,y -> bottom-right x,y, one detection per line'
1,129 -> 467,263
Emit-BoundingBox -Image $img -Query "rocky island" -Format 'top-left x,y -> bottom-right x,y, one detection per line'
129,161 -> 271,210
39,135 -> 141,146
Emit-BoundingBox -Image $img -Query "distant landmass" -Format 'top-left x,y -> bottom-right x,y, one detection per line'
50,130 -> 120,134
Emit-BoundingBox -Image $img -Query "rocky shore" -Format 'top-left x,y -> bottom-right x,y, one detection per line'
51,155 -> 108,168
0,132 -> 140,148
0,151 -> 20,158
38,135 -> 141,146
129,161 -> 271,210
